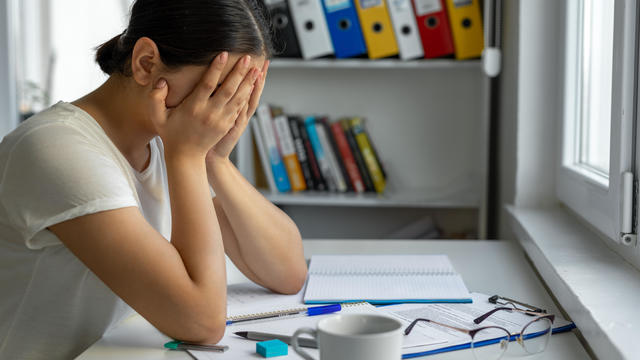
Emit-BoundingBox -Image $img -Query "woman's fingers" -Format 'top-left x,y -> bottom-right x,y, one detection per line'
148,78 -> 169,128
227,68 -> 260,116
210,55 -> 253,109
248,60 -> 269,117
190,52 -> 228,104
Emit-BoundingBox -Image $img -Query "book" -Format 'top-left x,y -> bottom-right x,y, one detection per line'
304,116 -> 337,191
303,255 -> 472,304
288,116 -> 316,190
350,117 -> 386,193
251,116 -> 277,192
330,120 -> 365,193
256,105 -> 291,193
299,118 -> 327,191
341,118 -> 375,192
315,120 -> 348,192
273,114 -> 307,191
378,292 -> 576,358
236,120 -> 255,185
318,117 -> 353,192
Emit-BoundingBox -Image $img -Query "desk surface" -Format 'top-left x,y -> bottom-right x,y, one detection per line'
77,239 -> 590,360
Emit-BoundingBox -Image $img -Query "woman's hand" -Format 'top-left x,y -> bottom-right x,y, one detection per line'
149,52 -> 261,159
206,60 -> 270,164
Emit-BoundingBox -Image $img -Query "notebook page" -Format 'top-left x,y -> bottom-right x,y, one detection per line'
227,282 -> 306,318
308,254 -> 456,275
304,255 -> 471,302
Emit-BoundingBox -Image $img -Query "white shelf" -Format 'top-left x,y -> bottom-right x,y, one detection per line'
261,188 -> 479,208
269,58 -> 481,70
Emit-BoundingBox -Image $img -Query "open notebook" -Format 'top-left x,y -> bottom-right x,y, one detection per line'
303,255 -> 472,304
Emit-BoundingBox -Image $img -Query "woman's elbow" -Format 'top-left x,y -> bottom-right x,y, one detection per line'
182,313 -> 227,344
280,264 -> 308,295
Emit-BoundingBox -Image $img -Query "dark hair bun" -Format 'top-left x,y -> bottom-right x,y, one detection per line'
95,34 -> 124,75
94,0 -> 274,76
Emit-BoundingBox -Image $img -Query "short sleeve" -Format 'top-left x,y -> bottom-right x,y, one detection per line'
0,124 -> 138,248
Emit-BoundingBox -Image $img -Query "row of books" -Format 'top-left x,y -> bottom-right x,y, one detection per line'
264,0 -> 483,60
252,105 -> 387,194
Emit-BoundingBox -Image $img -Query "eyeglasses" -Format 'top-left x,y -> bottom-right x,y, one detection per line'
404,304 -> 555,360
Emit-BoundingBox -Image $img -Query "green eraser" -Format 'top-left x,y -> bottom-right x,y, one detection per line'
164,340 -> 180,350
256,339 -> 288,357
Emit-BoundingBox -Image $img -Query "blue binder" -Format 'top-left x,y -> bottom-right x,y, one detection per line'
320,0 -> 367,58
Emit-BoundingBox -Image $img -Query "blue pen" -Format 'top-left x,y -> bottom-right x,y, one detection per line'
226,304 -> 342,326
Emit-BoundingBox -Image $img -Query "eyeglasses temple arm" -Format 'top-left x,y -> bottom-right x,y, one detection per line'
404,318 -> 470,335
473,307 -> 549,324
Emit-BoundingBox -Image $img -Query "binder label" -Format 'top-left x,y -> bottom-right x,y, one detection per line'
389,0 -> 411,11
361,0 -> 383,9
324,0 -> 351,12
452,0 -> 473,7
414,0 -> 441,15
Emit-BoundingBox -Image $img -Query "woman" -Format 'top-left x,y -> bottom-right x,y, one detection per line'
0,1 -> 307,359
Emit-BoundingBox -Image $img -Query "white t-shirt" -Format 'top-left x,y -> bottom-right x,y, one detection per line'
0,102 -> 176,359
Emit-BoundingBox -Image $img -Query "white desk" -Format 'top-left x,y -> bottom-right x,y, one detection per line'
77,240 -> 590,360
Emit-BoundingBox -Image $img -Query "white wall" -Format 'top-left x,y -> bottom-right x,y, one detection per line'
0,0 -> 19,137
497,0 -> 565,239
514,0 -> 564,207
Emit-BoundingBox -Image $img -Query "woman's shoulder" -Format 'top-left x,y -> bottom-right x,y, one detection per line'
1,102 -> 112,158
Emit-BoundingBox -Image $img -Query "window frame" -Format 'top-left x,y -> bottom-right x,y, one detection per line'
558,0 -> 638,243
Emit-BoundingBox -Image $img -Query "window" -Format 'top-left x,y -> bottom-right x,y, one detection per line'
558,0 -> 637,243
15,0 -> 131,117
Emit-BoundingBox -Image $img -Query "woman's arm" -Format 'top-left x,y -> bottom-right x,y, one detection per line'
50,53 -> 259,344
204,60 -> 307,294
208,159 -> 308,294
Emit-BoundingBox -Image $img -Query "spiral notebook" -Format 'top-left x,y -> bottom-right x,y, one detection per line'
303,255 -> 472,304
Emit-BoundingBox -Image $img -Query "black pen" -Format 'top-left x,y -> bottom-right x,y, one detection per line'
234,331 -> 318,348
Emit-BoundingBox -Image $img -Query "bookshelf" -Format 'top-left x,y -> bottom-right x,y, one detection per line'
269,59 -> 482,70
240,58 -> 489,239
260,187 -> 478,208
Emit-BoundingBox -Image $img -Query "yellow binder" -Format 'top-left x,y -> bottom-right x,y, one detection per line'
354,0 -> 398,59
445,0 -> 484,59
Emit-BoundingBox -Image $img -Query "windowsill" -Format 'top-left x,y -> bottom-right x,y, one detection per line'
508,205 -> 640,360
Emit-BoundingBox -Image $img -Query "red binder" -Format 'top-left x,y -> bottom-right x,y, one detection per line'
411,0 -> 454,58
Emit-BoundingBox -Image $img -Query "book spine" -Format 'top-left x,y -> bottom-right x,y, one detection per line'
315,121 -> 347,192
319,117 -> 353,192
363,122 -> 387,180
341,119 -> 375,192
304,116 -> 337,191
289,116 -> 316,190
257,105 -> 291,193
299,119 -> 327,191
330,121 -> 365,193
350,117 -> 386,193
251,116 -> 277,192
274,114 -> 307,191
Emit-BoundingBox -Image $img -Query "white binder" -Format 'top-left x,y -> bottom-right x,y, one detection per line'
288,0 -> 335,59
386,0 -> 424,60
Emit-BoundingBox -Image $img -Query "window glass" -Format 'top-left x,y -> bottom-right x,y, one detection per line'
576,0 -> 614,178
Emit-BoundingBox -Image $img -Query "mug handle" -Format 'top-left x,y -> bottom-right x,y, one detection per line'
291,327 -> 318,360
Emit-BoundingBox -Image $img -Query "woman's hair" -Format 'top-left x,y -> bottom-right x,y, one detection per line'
96,0 -> 274,76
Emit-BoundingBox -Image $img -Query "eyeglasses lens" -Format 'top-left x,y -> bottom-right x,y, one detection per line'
471,327 -> 511,360
520,317 -> 553,354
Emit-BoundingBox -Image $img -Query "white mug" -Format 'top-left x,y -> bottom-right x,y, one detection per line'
291,313 -> 403,360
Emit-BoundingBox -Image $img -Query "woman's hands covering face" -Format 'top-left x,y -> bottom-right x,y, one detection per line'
148,52 -> 262,159
207,59 -> 269,163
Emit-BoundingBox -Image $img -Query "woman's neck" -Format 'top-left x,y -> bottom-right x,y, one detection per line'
73,76 -> 156,172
